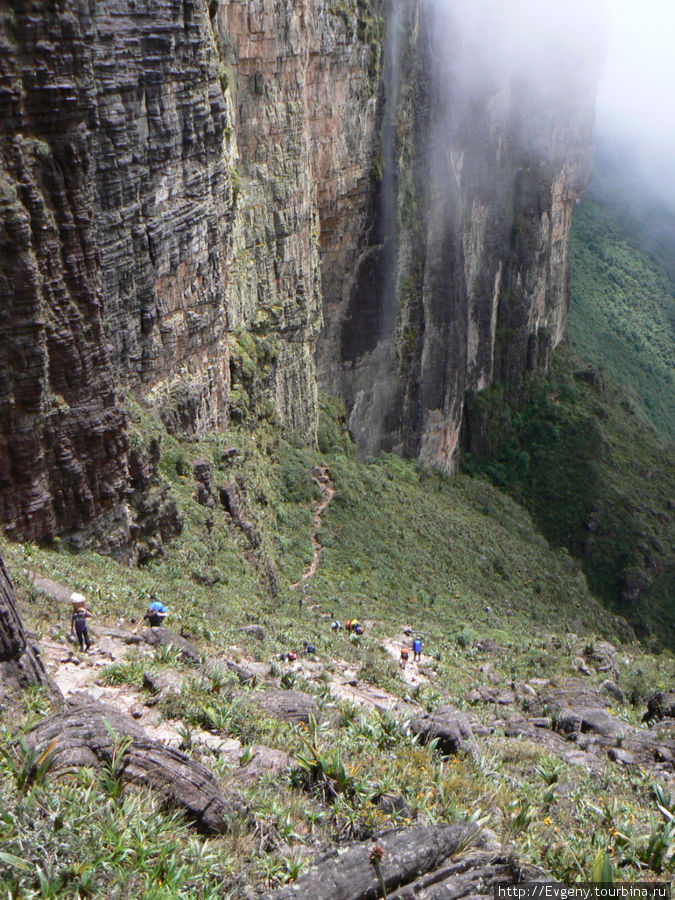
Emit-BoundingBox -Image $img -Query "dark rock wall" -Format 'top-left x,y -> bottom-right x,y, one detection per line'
89,0 -> 235,435
0,0 -> 603,544
325,0 -> 605,470
0,550 -> 57,700
0,2 -> 130,544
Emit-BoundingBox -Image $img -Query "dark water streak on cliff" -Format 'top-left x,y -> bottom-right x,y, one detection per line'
378,0 -> 402,341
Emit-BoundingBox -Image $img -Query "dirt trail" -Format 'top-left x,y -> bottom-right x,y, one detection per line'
291,465 -> 334,589
383,637 -> 432,687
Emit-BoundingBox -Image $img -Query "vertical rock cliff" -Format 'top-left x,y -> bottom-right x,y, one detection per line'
0,2 -> 130,546
324,0 -> 605,471
0,0 -> 604,546
215,0 -> 381,437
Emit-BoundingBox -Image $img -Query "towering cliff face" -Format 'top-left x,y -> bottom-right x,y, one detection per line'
0,0 -> 603,546
0,0 -> 379,546
215,0 -> 381,437
325,0 -> 605,471
0,2 -> 130,546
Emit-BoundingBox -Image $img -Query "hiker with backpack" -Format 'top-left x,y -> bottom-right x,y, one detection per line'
412,636 -> 422,662
71,604 -> 93,652
399,647 -> 409,668
141,599 -> 168,628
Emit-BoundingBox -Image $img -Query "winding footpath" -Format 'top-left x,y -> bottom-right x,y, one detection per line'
291,464 -> 334,589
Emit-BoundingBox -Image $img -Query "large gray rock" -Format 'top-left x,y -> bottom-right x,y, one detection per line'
140,627 -> 201,664
556,706 -> 625,740
251,690 -> 322,725
264,824 -> 485,900
231,746 -> 292,784
25,700 -> 232,833
409,706 -> 477,756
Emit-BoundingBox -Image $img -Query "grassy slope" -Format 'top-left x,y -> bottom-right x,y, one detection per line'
1,397 -> 674,895
464,350 -> 675,648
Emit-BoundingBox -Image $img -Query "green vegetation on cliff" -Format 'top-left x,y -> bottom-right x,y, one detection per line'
463,350 -> 674,649
569,168 -> 675,440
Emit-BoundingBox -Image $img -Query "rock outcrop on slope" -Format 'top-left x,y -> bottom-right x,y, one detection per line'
0,0 -> 605,545
0,552 -> 59,704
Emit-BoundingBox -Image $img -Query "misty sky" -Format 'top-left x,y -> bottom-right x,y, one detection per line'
596,0 -> 675,192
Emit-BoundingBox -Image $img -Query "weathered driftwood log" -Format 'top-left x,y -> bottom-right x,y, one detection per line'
24,700 -> 231,833
0,554 -> 61,705
264,824 -> 484,900
140,626 -> 201,663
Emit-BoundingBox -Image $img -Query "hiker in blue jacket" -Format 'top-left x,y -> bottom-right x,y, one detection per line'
412,636 -> 422,662
142,599 -> 168,627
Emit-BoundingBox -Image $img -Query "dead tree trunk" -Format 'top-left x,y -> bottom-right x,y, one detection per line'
0,552 -> 61,704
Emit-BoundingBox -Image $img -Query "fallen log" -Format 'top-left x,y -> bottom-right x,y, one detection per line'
24,700 -> 231,833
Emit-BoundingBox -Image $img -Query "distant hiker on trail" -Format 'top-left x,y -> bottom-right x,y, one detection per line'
71,605 -> 93,652
412,637 -> 422,662
141,599 -> 168,628
303,641 -> 316,655
399,647 -> 409,669
346,619 -> 362,635
330,618 -> 341,631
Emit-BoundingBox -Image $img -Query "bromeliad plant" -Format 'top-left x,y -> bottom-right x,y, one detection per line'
290,716 -> 373,803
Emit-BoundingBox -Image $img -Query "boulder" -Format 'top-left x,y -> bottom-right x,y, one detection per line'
142,669 -> 184,706
140,627 -> 201,664
599,680 -> 623,703
239,624 -> 266,641
472,637 -> 502,653
556,706 -> 625,740
231,746 -> 292,783
263,823 -> 483,900
409,705 -> 477,756
224,660 -> 257,686
251,689 -> 322,725
24,700 -> 232,833
1,555 -> 62,707
644,690 -> 675,722
582,641 -> 618,676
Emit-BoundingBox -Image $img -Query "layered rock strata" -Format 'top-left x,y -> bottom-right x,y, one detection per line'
0,0 -> 380,543
0,1 -> 130,544
216,0 -> 382,437
0,0 -> 603,544
325,0 -> 605,470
